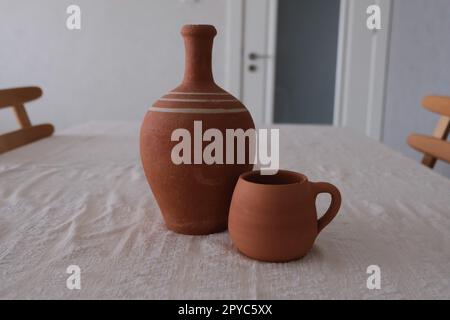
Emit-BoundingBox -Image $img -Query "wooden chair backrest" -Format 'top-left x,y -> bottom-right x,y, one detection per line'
0,87 -> 54,154
407,95 -> 450,168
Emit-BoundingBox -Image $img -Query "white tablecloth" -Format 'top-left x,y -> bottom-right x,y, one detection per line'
0,122 -> 449,299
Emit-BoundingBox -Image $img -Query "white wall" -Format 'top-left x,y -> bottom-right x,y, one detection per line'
0,0 -> 227,133
3,0 -> 449,176
383,0 -> 450,177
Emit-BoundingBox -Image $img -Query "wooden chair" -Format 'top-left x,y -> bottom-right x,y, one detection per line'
0,87 -> 54,154
407,95 -> 450,168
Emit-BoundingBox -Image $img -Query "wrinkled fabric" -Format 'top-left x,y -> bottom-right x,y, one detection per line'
0,122 -> 449,299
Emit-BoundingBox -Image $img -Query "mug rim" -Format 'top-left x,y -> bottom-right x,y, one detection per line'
239,170 -> 308,186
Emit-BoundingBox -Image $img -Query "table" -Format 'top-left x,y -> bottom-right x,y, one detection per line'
1,122 -> 449,299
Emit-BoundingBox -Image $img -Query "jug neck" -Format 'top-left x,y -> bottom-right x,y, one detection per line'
181,25 -> 216,86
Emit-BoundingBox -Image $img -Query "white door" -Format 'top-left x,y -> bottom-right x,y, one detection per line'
241,0 -> 277,125
334,0 -> 392,140
235,0 -> 392,140
241,0 -> 341,126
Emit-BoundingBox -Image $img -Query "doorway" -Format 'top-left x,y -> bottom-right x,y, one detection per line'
240,0 -> 340,125
273,0 -> 340,124
227,0 -> 392,140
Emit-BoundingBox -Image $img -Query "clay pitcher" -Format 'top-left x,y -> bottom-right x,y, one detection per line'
229,170 -> 342,262
140,25 -> 255,235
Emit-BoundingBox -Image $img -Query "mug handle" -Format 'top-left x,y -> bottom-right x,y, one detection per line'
311,182 -> 342,234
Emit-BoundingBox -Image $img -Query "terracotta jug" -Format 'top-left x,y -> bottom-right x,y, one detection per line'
140,25 -> 255,235
228,170 -> 341,262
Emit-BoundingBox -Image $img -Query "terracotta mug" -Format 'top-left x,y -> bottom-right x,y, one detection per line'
228,170 -> 342,262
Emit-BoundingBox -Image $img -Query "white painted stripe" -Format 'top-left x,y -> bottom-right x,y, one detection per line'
159,98 -> 237,103
169,91 -> 230,96
148,106 -> 247,114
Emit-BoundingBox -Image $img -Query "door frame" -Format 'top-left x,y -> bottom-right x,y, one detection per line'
225,0 -> 245,99
263,0 -> 279,124
225,0 -> 392,140
225,0 -> 278,125
334,0 -> 392,140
